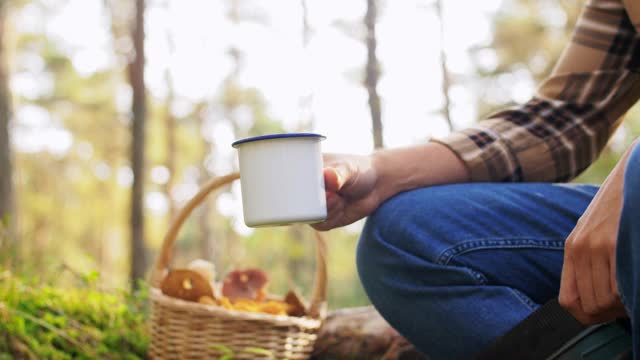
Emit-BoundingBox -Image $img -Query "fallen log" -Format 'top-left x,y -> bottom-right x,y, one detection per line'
312,306 -> 428,360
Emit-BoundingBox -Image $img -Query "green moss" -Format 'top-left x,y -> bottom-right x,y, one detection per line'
0,271 -> 148,359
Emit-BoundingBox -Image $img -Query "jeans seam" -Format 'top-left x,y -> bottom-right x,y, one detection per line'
436,237 -> 566,266
508,287 -> 538,310
464,267 -> 489,285
436,235 -> 566,245
435,238 -> 556,311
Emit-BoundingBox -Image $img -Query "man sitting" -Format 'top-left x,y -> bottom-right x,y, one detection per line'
314,0 -> 640,358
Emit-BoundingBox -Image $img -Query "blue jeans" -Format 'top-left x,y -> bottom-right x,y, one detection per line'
357,144 -> 640,359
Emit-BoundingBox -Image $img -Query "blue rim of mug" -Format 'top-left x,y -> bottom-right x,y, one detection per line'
232,133 -> 326,148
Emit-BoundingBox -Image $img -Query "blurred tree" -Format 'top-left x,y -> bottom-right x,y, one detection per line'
195,102 -> 215,261
12,22 -> 129,282
298,0 -> 314,131
287,0 -> 315,289
163,31 -> 178,221
128,0 -> 148,288
471,0 -> 582,115
335,1 -> 385,148
365,0 -> 383,149
434,0 -> 453,131
220,0 -> 246,269
301,0 -> 311,47
0,0 -> 14,259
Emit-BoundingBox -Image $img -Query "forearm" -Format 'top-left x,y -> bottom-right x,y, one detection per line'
372,142 -> 469,201
608,139 -> 640,187
558,139 -> 638,324
582,139 -> 638,213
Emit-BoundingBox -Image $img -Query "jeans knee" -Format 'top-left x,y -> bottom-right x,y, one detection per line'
357,195 -> 408,299
357,191 -> 426,281
356,188 -> 454,304
356,185 -> 479,290
356,210 -> 390,296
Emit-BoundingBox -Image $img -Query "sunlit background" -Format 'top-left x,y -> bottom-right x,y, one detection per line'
3,0 -> 639,308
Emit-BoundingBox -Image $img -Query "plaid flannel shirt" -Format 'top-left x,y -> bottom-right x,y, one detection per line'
434,0 -> 640,182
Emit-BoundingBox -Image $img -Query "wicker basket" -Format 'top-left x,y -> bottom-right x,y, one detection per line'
148,172 -> 328,360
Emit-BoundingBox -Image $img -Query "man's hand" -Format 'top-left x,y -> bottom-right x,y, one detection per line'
312,154 -> 381,231
558,147 -> 634,324
312,143 -> 469,231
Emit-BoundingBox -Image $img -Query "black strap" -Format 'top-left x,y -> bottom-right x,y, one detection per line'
476,299 -> 587,360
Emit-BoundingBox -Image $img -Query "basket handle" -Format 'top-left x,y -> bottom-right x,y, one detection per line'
148,171 -> 328,318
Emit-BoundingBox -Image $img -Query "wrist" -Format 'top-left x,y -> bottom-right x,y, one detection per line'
371,142 -> 470,202
371,149 -> 402,203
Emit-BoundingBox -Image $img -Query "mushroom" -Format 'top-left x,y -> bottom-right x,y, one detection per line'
160,269 -> 214,302
284,290 -> 307,317
187,259 -> 216,283
221,268 -> 269,301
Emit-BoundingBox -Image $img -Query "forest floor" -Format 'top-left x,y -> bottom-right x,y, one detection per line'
0,270 -> 427,360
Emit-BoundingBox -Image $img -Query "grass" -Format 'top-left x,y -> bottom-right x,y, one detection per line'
0,270 -> 149,359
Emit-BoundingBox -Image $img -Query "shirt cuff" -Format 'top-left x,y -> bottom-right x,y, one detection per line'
431,127 -> 521,182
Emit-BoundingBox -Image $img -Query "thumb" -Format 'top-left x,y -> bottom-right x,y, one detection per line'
324,164 -> 352,192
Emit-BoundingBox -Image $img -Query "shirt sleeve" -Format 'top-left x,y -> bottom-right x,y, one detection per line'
433,0 -> 640,182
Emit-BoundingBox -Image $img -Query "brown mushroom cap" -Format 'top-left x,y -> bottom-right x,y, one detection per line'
221,268 -> 269,301
284,290 -> 307,317
160,269 -> 214,302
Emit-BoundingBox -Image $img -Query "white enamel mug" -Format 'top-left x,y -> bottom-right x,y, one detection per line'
232,133 -> 327,227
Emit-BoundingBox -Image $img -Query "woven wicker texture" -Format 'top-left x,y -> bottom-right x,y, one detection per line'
148,172 -> 327,360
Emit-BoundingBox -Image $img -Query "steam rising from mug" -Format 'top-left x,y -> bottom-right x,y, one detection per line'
232,133 -> 327,227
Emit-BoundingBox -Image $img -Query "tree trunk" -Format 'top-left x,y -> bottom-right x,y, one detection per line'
163,33 -> 177,221
128,0 -> 147,289
298,0 -> 314,131
301,0 -> 311,46
164,91 -> 177,221
365,0 -> 383,149
196,105 -> 214,260
295,4 -> 316,278
312,306 -> 427,360
435,0 -> 453,132
0,0 -> 15,262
